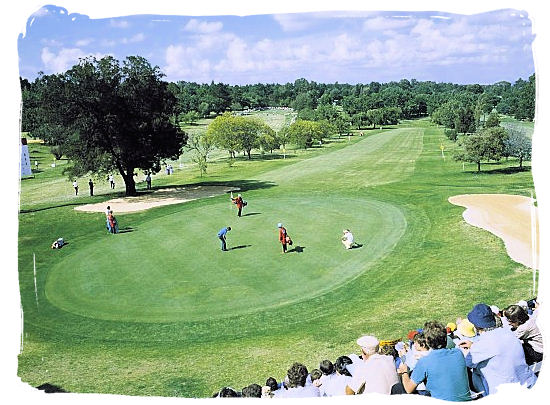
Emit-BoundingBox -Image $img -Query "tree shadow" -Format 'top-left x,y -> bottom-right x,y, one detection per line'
242,212 -> 261,217
230,244 -> 252,250
288,245 -> 305,253
36,383 -> 67,393
20,202 -> 85,214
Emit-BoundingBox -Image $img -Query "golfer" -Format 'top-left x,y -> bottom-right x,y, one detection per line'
231,194 -> 244,217
89,179 -> 94,196
218,226 -> 231,251
341,229 -> 355,249
73,180 -> 78,196
278,223 -> 289,254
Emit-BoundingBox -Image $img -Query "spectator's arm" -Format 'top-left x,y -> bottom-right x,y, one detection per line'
401,373 -> 418,394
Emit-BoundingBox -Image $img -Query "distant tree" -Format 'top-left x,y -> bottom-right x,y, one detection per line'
334,114 -> 352,137
186,132 -> 215,176
454,105 -> 477,134
366,108 -> 384,129
484,112 -> 501,128
178,110 -> 200,125
504,128 -> 532,169
454,127 -> 508,172
258,128 -> 279,154
285,120 -> 331,149
31,56 -> 186,196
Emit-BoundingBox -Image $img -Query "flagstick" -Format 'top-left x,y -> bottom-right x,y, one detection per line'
531,191 -> 538,297
33,253 -> 39,309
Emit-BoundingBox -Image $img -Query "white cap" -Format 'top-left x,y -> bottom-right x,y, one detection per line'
277,223 -> 282,228
356,336 -> 379,353
490,305 -> 500,314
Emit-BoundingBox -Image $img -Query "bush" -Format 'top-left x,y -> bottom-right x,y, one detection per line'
50,145 -> 64,160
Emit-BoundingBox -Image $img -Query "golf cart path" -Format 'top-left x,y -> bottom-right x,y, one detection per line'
449,194 -> 539,270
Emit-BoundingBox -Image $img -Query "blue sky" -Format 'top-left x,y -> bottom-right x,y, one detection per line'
18,5 -> 534,85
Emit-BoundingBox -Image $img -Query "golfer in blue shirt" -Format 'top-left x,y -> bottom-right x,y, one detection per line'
217,226 -> 231,251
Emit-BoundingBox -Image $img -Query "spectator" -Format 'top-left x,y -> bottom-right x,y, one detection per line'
503,305 -> 543,365
318,359 -> 336,395
278,363 -> 320,398
397,321 -> 471,401
459,303 -> 537,396
320,356 -> 353,397
241,383 -> 262,398
216,387 -> 240,397
341,229 -> 356,249
345,335 -> 398,395
265,377 -> 281,397
453,319 -> 477,345
310,369 -> 322,387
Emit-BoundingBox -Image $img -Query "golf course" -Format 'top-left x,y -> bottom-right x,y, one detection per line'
18,117 -> 536,397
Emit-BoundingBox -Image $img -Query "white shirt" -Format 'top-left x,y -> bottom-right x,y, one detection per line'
277,385 -> 320,398
321,373 -> 352,397
344,231 -> 354,243
347,354 -> 398,395
73,181 -> 78,188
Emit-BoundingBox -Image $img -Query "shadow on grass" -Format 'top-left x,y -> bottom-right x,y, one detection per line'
242,212 -> 261,217
117,227 -> 135,234
288,245 -> 305,253
20,202 -> 85,214
36,383 -> 67,393
230,244 -> 251,250
463,165 -> 530,175
142,179 -> 277,196
350,243 -> 363,249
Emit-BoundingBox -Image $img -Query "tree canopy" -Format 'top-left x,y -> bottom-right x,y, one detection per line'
28,56 -> 187,195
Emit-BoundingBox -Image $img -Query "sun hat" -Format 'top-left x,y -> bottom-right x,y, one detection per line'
446,322 -> 457,332
356,335 -> 379,353
277,223 -> 282,228
457,319 -> 476,337
467,303 -> 496,329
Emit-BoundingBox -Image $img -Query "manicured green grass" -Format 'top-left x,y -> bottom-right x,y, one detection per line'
18,118 -> 536,397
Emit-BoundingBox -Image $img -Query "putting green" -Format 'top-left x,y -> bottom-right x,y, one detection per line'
45,196 -> 406,322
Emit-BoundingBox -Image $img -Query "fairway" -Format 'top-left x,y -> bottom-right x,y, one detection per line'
45,197 -> 407,322
18,119 -> 537,397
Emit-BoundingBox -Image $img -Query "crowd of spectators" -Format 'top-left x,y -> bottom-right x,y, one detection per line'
212,299 -> 542,400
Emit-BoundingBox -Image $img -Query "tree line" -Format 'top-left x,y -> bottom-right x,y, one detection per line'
20,55 -> 535,194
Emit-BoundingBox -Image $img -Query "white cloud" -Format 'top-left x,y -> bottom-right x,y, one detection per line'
41,47 -> 104,74
164,44 -> 212,81
272,14 -> 312,32
183,19 -> 223,34
110,19 -> 129,28
75,38 -> 94,47
363,16 -> 414,31
121,33 -> 145,44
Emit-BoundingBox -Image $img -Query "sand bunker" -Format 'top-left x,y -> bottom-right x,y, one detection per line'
449,194 -> 539,270
75,185 -> 240,214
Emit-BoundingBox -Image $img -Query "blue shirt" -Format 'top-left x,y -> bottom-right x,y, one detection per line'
217,227 -> 229,237
464,327 -> 537,395
411,348 -> 471,402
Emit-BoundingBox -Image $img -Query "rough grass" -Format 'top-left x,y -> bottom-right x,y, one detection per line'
17,118 -> 536,397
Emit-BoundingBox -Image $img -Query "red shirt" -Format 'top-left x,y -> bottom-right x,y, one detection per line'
278,227 -> 287,244
233,197 -> 243,208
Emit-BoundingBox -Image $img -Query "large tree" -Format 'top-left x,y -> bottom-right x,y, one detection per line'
31,56 -> 186,195
504,127 -> 532,169
454,127 -> 508,172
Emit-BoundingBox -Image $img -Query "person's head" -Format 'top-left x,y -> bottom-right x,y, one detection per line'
503,305 -> 530,329
226,226 -> 231,231
356,335 -> 379,358
109,210 -> 113,214
334,356 -> 353,377
286,362 -> 308,388
413,332 -> 429,351
277,223 -> 283,228
241,383 -> 262,398
107,206 -> 110,210
468,303 -> 497,331
319,359 -> 334,376
310,369 -> 322,383
378,343 -> 398,358
238,194 -> 242,197
218,387 -> 239,397
422,321 -> 448,349
265,377 -> 278,392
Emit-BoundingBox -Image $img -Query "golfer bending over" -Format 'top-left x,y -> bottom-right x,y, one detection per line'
342,229 -> 355,249
218,226 -> 231,251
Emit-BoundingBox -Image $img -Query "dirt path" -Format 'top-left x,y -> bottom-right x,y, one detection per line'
449,194 -> 539,270
74,185 -> 240,214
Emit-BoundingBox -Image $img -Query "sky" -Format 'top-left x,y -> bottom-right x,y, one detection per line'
17,5 -> 535,85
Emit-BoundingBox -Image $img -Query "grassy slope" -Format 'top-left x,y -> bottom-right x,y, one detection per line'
17,118 -> 535,397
